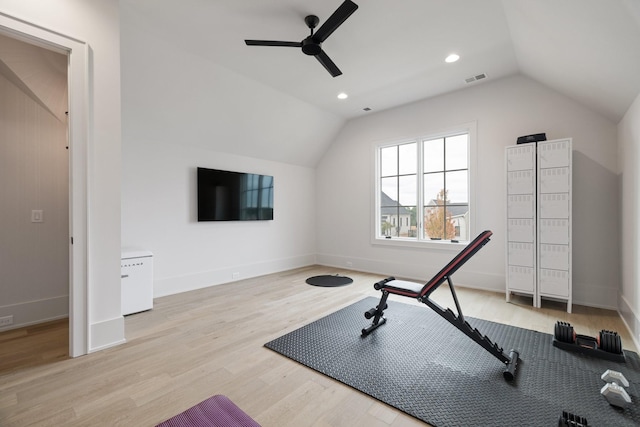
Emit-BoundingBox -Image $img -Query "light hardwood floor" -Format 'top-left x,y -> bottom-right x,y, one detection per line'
1,266 -> 636,426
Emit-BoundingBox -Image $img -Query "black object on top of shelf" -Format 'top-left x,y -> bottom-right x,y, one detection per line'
517,133 -> 547,144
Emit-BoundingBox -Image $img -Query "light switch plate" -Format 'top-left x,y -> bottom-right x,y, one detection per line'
31,210 -> 43,223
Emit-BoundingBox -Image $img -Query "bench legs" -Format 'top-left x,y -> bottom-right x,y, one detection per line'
361,291 -> 389,336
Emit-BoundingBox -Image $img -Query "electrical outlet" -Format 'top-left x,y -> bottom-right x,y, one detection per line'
346,261 -> 353,267
232,272 -> 240,280
0,315 -> 13,327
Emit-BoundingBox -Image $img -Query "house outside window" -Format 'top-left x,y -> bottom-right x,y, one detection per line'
375,124 -> 475,246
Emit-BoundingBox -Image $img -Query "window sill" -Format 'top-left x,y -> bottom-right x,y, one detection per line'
372,236 -> 468,251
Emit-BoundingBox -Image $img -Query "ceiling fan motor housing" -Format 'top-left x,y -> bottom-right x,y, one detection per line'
302,37 -> 322,56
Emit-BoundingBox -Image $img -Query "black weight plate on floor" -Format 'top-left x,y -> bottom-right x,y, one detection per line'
603,331 -> 612,353
554,323 -> 561,341
614,334 -> 622,354
558,322 -> 573,344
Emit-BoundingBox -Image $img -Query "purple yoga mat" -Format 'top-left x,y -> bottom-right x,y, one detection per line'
156,394 -> 261,427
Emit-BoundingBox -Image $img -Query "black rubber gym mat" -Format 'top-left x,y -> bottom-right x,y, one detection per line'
265,297 -> 640,427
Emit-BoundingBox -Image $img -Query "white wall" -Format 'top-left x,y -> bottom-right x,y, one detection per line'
120,8 -> 319,297
316,75 -> 619,309
619,91 -> 640,344
0,69 -> 69,329
121,140 -> 316,296
0,0 -> 123,351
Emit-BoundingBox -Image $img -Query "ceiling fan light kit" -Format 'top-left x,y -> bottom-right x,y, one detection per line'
244,0 -> 358,77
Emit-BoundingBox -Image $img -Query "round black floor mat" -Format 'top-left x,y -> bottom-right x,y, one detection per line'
306,274 -> 353,287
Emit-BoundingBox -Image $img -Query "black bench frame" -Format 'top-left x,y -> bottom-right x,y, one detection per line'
361,230 -> 520,381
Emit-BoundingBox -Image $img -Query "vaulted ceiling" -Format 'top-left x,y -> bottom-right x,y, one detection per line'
124,0 -> 640,122
2,1 -> 639,169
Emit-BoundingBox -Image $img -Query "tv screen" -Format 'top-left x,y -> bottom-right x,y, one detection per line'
197,167 -> 274,221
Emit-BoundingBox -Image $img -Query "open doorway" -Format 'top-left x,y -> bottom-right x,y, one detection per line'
0,34 -> 69,369
0,13 -> 90,358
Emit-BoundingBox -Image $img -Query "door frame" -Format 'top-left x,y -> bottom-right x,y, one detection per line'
0,11 -> 89,357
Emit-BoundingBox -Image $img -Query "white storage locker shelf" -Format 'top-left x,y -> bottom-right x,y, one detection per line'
507,170 -> 535,194
507,219 -> 535,242
505,143 -> 537,305
505,138 -> 572,313
507,195 -> 535,218
539,168 -> 570,192
539,194 -> 569,218
539,219 -> 569,244
508,242 -> 535,267
506,145 -> 536,171
539,269 -> 570,298
508,266 -> 536,293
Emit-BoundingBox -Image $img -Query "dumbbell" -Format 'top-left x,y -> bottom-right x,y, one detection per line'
600,369 -> 632,408
558,410 -> 588,427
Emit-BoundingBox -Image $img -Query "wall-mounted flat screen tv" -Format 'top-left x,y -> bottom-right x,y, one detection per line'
197,167 -> 274,221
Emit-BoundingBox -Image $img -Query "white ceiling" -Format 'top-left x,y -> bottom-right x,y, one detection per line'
124,0 -> 640,122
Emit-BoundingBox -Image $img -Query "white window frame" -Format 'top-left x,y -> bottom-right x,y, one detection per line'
371,122 -> 477,250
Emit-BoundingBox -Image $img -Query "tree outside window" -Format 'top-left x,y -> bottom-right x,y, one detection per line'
425,189 -> 456,239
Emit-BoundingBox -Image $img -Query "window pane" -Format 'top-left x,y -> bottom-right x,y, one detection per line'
424,206 -> 457,240
398,174 -> 417,206
424,138 -> 444,172
445,134 -> 468,170
405,206 -> 418,237
424,172 -> 444,206
398,206 -> 415,237
380,146 -> 397,177
445,170 -> 468,203
380,213 -> 399,237
449,204 -> 469,241
398,142 -> 417,175
381,177 -> 398,203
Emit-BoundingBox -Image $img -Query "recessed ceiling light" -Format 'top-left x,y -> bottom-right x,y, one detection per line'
445,53 -> 460,63
337,92 -> 348,100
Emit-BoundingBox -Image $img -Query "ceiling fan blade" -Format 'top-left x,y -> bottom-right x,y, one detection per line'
315,50 -> 342,77
313,0 -> 358,43
245,40 -> 302,47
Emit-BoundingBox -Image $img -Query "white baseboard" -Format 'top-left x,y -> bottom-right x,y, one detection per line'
90,316 -> 126,352
572,281 -> 618,310
316,253 -> 620,310
619,293 -> 640,351
0,295 -> 68,332
154,254 -> 316,298
316,253 -> 503,293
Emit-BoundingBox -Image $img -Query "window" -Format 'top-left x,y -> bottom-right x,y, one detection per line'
375,126 -> 474,244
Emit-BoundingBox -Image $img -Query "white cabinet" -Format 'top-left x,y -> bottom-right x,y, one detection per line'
536,139 -> 572,312
506,144 -> 537,300
121,249 -> 154,315
505,138 -> 572,312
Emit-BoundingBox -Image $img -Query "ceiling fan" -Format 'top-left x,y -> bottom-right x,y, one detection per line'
244,0 -> 358,77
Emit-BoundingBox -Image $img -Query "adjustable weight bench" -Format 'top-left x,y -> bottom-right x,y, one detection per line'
361,230 -> 520,381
